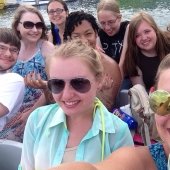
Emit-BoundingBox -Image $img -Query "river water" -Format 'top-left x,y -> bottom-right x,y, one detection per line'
0,0 -> 170,29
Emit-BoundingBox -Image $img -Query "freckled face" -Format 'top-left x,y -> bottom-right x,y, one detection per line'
48,57 -> 100,117
156,69 -> 170,148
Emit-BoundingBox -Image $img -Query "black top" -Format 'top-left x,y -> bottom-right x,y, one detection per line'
137,52 -> 160,90
98,21 -> 129,63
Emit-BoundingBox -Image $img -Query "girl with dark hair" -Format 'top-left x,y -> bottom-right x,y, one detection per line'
47,0 -> 69,45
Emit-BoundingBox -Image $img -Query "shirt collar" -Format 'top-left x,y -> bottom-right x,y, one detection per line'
49,107 -> 67,129
48,99 -> 116,134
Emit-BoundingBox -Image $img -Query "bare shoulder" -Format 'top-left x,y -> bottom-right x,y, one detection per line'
41,40 -> 55,58
95,146 -> 156,170
99,52 -> 118,67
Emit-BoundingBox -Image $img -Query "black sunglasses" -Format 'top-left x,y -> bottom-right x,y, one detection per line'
47,78 -> 92,94
19,21 -> 44,29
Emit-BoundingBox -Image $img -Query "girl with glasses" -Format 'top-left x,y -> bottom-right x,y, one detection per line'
19,40 -> 133,170
47,0 -> 69,45
97,0 -> 131,90
123,12 -> 170,92
97,0 -> 129,65
0,5 -> 54,142
49,53 -> 170,170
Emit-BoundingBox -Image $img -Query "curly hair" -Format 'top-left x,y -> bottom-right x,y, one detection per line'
63,10 -> 99,41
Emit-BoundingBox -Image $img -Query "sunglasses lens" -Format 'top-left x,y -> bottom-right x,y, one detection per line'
71,78 -> 91,93
23,21 -> 44,29
149,90 -> 170,116
23,21 -> 34,29
48,79 -> 65,94
36,22 -> 44,29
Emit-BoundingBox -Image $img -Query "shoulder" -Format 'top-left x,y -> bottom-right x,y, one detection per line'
27,104 -> 59,128
0,73 -> 24,83
40,40 -> 55,58
100,52 -> 119,67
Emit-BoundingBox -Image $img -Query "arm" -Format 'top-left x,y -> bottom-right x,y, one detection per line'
130,67 -> 145,87
47,30 -> 53,43
41,40 -> 55,59
97,52 -> 122,110
0,74 -> 25,118
119,25 -> 129,78
0,103 -> 8,117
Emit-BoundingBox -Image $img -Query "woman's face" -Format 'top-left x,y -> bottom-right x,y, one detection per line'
156,68 -> 170,148
97,10 -> 121,36
48,1 -> 68,26
135,20 -> 157,56
17,12 -> 43,42
48,57 -> 100,117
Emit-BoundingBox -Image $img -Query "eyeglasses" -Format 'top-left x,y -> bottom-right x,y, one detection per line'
149,89 -> 170,116
48,8 -> 64,15
100,18 -> 118,28
47,78 -> 92,94
19,21 -> 44,29
0,44 -> 19,55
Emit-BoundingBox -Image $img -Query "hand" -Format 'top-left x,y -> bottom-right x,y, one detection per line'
24,71 -> 47,89
101,74 -> 114,90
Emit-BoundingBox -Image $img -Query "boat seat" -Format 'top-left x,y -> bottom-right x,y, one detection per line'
0,139 -> 22,170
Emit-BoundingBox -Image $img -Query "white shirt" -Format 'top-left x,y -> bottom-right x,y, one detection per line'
0,72 -> 25,130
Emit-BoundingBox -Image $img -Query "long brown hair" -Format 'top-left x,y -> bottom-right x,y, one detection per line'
123,12 -> 170,76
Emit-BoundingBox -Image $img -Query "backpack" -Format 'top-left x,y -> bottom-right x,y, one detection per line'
128,84 -> 159,145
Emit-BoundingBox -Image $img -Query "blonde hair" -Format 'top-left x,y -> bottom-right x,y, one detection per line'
155,53 -> 170,89
97,0 -> 120,14
46,40 -> 103,78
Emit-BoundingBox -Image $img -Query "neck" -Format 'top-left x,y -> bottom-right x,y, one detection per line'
141,49 -> 157,57
66,107 -> 94,129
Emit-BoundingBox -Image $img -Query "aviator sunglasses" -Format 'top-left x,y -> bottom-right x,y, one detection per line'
19,21 -> 44,29
149,89 -> 170,116
47,78 -> 92,94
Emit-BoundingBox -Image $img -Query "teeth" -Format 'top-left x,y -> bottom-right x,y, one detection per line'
65,101 -> 78,106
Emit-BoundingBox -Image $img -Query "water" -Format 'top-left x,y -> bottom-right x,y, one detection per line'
0,0 -> 170,29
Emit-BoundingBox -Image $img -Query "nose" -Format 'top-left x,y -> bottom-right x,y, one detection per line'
4,48 -> 12,57
141,33 -> 147,40
80,36 -> 89,45
61,83 -> 75,100
32,25 -> 38,31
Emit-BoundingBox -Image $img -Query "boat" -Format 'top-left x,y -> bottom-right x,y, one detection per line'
0,0 -> 76,9
0,0 -> 5,9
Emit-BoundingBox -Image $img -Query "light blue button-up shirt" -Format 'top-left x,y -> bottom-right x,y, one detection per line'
19,100 -> 133,170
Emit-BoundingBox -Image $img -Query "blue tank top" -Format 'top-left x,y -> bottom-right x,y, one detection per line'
149,143 -> 167,170
11,46 -> 47,112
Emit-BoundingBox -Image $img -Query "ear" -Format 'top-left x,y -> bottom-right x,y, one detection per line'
96,74 -> 104,92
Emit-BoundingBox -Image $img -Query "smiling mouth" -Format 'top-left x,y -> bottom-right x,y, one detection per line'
64,100 -> 80,107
